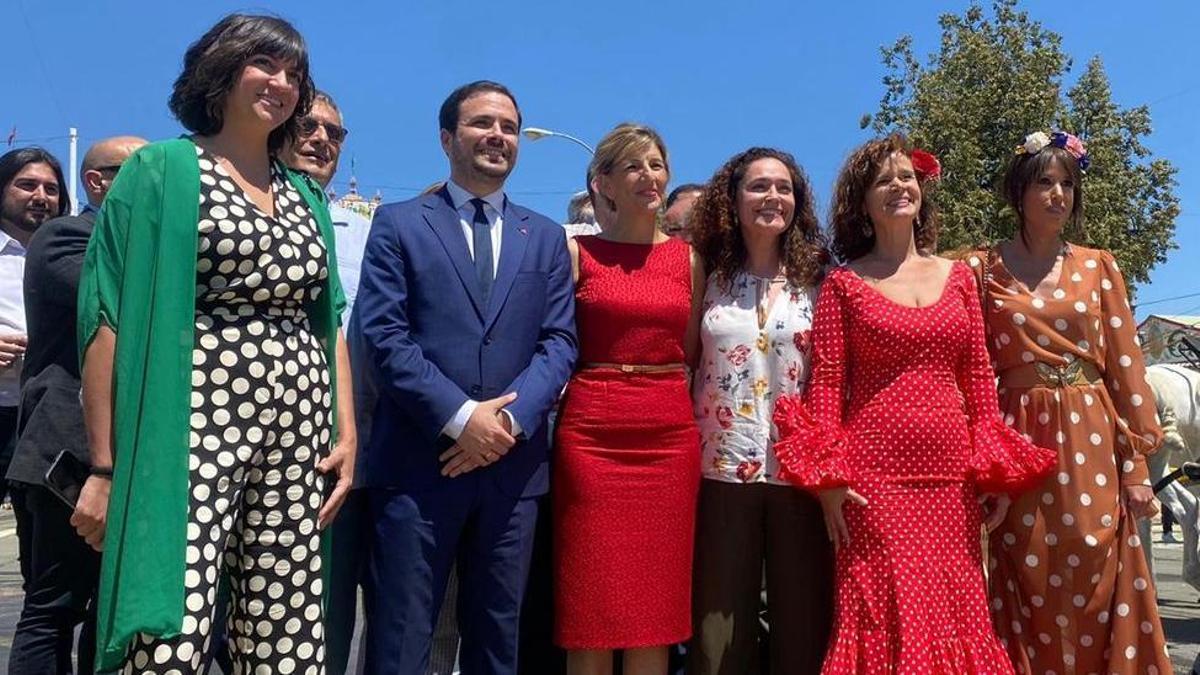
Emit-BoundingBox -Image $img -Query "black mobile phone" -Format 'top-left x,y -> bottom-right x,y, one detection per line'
44,450 -> 90,508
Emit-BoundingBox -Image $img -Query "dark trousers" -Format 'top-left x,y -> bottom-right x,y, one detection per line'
366,478 -> 539,675
687,480 -> 833,675
9,483 -> 101,675
326,488 -> 371,675
517,494 -> 564,675
0,406 -> 17,503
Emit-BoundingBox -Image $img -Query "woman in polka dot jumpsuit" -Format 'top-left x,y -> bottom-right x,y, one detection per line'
773,135 -> 1056,673
970,133 -> 1170,674
75,15 -> 356,675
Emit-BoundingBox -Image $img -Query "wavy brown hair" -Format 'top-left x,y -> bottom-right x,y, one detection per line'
829,133 -> 939,262
690,147 -> 828,289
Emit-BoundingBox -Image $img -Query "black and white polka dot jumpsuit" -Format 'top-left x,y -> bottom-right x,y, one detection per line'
124,146 -> 333,675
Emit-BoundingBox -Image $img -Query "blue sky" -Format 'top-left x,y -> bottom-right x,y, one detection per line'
6,0 -> 1196,319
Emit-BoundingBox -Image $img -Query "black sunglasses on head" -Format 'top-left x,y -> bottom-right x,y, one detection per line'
297,117 -> 349,143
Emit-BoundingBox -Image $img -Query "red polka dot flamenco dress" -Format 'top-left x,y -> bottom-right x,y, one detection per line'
773,263 -> 1056,674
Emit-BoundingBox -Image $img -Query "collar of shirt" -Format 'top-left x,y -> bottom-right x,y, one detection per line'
445,179 -> 505,221
0,229 -> 26,256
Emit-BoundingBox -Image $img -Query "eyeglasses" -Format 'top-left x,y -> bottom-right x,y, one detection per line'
92,165 -> 124,174
297,117 -> 349,144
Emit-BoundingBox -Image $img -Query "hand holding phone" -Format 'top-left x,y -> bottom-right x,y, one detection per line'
44,450 -> 89,508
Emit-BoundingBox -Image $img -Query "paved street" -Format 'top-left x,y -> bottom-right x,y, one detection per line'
0,506 -> 1198,673
0,506 -> 20,670
1157,530 -> 1200,674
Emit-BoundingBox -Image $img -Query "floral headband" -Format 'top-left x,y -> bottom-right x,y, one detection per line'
910,149 -> 942,181
1015,131 -> 1090,172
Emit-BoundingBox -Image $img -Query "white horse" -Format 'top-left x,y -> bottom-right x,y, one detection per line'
1141,364 -> 1200,593
1147,364 -> 1200,453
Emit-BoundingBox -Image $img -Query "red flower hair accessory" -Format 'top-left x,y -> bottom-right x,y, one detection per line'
910,149 -> 942,181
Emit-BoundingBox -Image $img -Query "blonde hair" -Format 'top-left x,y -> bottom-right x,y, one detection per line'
589,123 -> 670,210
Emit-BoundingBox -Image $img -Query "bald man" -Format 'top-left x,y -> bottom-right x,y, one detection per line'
7,136 -> 145,675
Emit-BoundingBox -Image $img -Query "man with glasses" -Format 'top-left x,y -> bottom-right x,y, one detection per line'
281,90 -> 366,315
280,90 -> 378,675
7,137 -> 144,674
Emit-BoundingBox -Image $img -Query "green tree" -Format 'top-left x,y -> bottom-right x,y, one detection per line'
866,0 -> 1179,286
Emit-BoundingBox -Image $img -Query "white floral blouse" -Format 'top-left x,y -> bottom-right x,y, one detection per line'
693,272 -> 818,484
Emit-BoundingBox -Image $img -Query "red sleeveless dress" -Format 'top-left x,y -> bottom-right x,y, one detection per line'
553,236 -> 701,649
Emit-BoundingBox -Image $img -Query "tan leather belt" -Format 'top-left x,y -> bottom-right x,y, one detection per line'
998,360 -> 1103,389
580,362 -> 686,373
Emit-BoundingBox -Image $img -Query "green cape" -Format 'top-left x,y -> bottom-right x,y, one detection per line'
77,137 -> 345,671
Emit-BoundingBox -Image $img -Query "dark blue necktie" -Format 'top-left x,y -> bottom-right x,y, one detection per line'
470,198 -> 493,303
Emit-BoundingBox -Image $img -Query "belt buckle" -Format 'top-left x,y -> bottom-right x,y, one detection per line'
620,364 -> 635,373
1034,360 -> 1083,387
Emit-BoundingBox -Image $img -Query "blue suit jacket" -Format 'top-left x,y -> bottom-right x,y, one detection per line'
356,187 -> 577,497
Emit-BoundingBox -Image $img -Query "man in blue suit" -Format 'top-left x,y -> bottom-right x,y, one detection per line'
357,81 -> 577,674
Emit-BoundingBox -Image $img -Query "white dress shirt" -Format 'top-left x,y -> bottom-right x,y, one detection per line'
0,230 -> 28,406
328,202 -> 373,320
439,180 -> 521,440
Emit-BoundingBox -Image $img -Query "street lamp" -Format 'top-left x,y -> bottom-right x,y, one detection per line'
521,126 -> 595,155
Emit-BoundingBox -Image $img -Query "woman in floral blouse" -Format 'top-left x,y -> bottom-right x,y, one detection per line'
687,147 -> 832,674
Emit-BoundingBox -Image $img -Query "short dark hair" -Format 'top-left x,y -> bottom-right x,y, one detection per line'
666,183 -> 705,210
168,13 -> 314,154
0,147 -> 70,217
1002,145 -> 1085,241
438,81 -> 521,133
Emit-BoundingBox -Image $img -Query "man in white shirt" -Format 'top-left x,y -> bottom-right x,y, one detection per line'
281,89 -> 372,318
0,147 -> 69,506
280,89 -> 374,675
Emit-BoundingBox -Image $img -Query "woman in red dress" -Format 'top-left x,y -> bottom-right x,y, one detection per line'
773,134 -> 1055,673
553,123 -> 705,675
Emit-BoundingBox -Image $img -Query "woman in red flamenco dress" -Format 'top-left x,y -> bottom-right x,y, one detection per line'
773,135 -> 1056,674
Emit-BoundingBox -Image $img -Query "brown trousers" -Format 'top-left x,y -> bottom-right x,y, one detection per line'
687,480 -> 834,675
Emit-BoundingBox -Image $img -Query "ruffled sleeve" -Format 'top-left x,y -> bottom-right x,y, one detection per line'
773,394 -> 852,489
955,265 -> 1057,494
773,270 -> 854,490
1097,250 -> 1162,487
968,418 -> 1058,494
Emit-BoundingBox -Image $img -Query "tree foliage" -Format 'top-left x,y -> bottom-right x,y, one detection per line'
866,0 -> 1179,286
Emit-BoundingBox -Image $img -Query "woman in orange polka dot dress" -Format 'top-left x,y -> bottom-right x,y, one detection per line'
968,131 -> 1170,674
774,135 -> 1056,674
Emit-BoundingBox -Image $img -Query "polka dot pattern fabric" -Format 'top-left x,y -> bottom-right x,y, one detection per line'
773,263 -> 1055,674
123,147 -> 333,674
968,245 -> 1170,674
